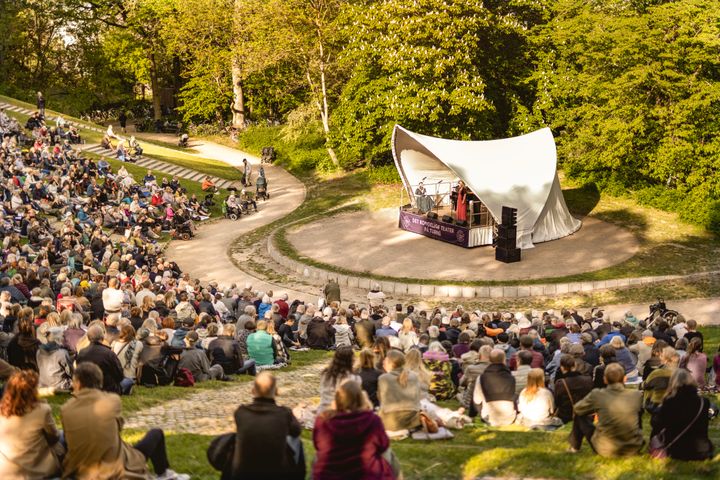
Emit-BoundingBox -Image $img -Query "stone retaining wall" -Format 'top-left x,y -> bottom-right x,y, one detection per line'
267,234 -> 719,299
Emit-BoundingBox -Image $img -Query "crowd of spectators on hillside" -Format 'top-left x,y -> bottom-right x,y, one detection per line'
0,107 -> 718,478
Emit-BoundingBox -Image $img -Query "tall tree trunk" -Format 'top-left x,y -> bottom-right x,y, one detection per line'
230,56 -> 246,129
150,53 -> 162,121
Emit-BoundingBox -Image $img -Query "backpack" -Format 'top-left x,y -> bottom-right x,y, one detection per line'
139,362 -> 172,387
174,367 -> 195,387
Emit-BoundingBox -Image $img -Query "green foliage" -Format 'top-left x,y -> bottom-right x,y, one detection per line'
534,0 -> 720,232
235,122 -> 331,175
333,0 -> 549,168
365,164 -> 401,185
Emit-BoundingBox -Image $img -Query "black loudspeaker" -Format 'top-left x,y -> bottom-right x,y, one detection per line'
495,236 -> 516,250
496,246 -> 521,263
497,225 -> 517,239
502,206 -> 517,226
427,212 -> 438,220
456,220 -> 468,228
442,215 -> 454,224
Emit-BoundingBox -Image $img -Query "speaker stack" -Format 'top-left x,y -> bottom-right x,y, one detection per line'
495,206 -> 521,263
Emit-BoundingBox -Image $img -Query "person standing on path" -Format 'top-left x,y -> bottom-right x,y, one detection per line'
242,158 -> 252,186
119,110 -> 127,133
323,279 -> 341,306
37,91 -> 45,117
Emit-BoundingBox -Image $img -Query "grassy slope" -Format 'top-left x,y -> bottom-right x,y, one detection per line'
42,328 -> 719,480
1,94 -> 240,180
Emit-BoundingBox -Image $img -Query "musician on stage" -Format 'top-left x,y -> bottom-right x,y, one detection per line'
415,181 -> 434,213
454,180 -> 468,222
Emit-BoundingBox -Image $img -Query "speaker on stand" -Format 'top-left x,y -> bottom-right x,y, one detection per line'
495,206 -> 521,263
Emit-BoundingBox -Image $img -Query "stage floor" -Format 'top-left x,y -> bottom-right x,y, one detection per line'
286,208 -> 640,282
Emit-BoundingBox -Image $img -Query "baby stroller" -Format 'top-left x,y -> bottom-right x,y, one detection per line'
172,220 -> 194,240
256,176 -> 269,201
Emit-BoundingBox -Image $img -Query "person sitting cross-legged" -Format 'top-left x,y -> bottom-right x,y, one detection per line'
223,371 -> 304,480
568,362 -> 644,456
61,362 -> 189,480
178,331 -> 225,381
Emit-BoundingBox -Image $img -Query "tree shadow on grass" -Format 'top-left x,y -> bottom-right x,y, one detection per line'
564,182 -> 600,217
459,426 -> 719,480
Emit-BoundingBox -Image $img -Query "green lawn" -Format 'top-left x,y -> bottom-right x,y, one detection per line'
41,327 -> 720,480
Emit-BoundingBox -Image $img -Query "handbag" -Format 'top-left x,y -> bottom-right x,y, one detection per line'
649,399 -> 704,459
207,432 -> 235,471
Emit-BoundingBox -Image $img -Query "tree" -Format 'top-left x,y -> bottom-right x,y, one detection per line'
333,0 -> 546,168
532,0 -> 720,228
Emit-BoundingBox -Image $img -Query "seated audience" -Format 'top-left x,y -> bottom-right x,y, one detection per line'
654,368 -> 714,460
554,354 -> 593,424
224,372 -> 304,479
318,346 -> 361,414
569,363 -> 643,456
473,349 -> 516,426
76,325 -> 124,394
0,370 -> 62,479
356,348 -> 383,407
61,363 -> 188,479
313,380 -> 397,480
178,331 -> 225,381
378,350 -> 422,432
517,368 -> 562,429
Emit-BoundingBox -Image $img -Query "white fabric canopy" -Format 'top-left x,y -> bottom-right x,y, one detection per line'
392,125 -> 581,248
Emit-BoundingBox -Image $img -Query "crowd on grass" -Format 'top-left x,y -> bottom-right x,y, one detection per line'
0,107 -> 718,478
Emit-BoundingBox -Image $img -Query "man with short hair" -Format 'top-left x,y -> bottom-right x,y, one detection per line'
101,278 -> 123,315
473,349 -> 516,426
509,335 -> 544,370
569,363 -> 643,456
178,331 -> 225,381
61,363 -> 188,480
76,325 -> 123,394
512,350 -> 534,396
227,372 -> 304,479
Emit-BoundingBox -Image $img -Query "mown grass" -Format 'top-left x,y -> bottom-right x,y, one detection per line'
42,328 -> 718,480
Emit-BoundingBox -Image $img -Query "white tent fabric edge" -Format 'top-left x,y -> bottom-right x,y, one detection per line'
391,124 -> 581,249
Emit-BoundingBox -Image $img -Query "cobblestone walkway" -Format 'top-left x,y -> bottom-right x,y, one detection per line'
124,361 -> 325,435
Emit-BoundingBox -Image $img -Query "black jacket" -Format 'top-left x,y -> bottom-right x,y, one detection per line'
656,386 -> 714,460
208,336 -> 244,374
306,318 -> 334,350
553,371 -> 594,423
76,342 -> 123,394
479,363 -> 515,402
224,397 -> 303,480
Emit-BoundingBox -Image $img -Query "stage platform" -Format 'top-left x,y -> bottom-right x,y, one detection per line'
286,208 -> 639,282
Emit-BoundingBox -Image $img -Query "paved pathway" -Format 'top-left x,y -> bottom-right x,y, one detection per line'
602,296 -> 720,326
125,360 -> 325,434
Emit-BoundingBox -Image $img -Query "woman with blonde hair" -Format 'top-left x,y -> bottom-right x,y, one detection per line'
398,317 -> 419,352
517,368 -> 561,429
36,311 -> 62,344
404,348 -> 432,396
0,370 -> 62,478
333,315 -> 354,348
266,317 -> 290,365
377,349 -> 422,432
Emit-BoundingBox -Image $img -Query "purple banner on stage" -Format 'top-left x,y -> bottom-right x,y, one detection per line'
398,210 -> 469,248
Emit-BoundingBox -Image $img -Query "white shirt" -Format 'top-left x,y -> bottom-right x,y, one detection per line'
102,287 -> 124,312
